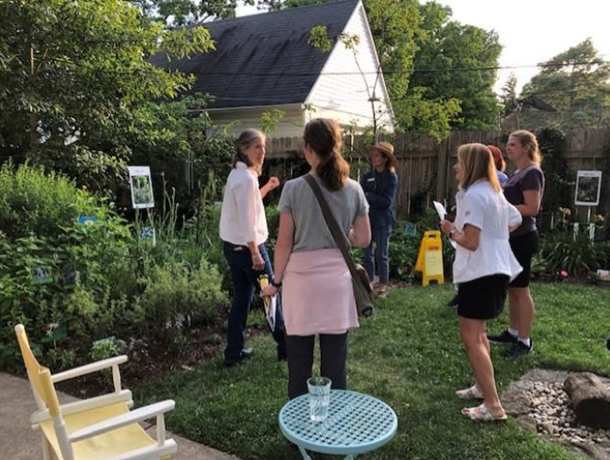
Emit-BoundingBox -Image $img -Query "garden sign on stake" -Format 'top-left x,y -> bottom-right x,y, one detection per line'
128,166 -> 155,209
574,170 -> 602,240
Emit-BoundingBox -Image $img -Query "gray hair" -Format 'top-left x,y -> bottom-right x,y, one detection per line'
233,129 -> 265,168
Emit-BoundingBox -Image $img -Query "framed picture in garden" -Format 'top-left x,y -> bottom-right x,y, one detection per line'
574,170 -> 602,206
128,166 -> 155,209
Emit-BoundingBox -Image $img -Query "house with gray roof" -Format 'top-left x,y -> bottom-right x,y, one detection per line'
150,0 -> 394,136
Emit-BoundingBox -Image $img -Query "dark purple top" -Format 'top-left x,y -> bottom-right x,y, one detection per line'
503,165 -> 545,237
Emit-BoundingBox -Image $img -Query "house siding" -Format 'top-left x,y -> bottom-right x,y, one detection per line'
208,105 -> 305,137
305,3 -> 393,132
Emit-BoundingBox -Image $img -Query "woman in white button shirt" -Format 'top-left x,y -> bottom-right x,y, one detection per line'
219,129 -> 287,367
440,143 -> 522,422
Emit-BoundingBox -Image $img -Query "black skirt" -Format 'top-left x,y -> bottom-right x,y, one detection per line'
457,274 -> 510,320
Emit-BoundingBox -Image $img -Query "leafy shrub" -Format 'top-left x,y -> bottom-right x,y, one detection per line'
0,161 -> 106,239
90,338 -> 121,362
265,206 -> 280,255
0,163 -> 135,370
389,230 -> 420,279
134,258 -> 228,341
90,337 -> 121,382
537,209 -> 610,279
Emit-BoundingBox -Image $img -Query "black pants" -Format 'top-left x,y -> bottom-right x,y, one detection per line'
223,242 -> 286,362
286,333 -> 348,399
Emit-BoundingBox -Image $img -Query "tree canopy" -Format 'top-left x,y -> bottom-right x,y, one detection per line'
520,38 -> 610,129
0,0 -> 214,190
129,0 -> 253,26
408,2 -> 502,132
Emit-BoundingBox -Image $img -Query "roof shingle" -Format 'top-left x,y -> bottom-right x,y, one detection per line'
149,0 -> 360,108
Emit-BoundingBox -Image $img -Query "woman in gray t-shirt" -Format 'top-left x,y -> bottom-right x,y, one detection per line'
261,118 -> 371,399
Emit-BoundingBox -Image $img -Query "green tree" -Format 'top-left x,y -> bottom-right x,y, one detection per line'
521,38 -> 610,129
0,0 -> 214,190
130,0 -> 252,26
407,2 -> 502,131
500,73 -> 518,118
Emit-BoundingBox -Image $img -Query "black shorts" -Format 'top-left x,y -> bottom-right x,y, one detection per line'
457,274 -> 510,320
509,231 -> 540,288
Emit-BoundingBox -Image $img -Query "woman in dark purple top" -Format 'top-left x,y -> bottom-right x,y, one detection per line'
488,131 -> 544,358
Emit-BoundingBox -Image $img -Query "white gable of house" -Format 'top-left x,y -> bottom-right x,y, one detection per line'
304,1 -> 394,132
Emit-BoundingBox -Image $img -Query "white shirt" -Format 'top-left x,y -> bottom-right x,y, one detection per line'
452,181 -> 523,284
219,162 -> 268,246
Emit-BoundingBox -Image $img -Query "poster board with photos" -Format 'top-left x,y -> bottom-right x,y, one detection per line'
128,166 -> 155,209
574,170 -> 602,207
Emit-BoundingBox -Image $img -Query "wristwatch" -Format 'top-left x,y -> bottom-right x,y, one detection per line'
271,280 -> 283,288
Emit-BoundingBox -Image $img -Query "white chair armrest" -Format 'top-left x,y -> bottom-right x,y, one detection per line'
52,355 -> 128,383
69,400 -> 175,443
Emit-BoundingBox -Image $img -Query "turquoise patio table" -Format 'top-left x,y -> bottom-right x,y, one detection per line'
279,390 -> 398,460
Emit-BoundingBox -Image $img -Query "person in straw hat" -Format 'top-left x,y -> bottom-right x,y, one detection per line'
360,141 -> 398,298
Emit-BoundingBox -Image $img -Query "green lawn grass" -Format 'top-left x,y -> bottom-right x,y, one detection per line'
136,283 -> 610,460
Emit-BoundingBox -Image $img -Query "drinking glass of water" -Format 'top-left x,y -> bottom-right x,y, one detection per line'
307,376 -> 331,422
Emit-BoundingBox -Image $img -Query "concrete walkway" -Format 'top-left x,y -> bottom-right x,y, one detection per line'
0,372 -> 242,460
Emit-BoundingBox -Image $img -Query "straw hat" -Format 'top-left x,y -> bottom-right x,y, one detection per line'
366,141 -> 397,170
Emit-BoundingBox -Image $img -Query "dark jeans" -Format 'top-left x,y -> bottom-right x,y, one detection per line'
364,225 -> 391,284
223,241 -> 286,362
286,333 -> 348,399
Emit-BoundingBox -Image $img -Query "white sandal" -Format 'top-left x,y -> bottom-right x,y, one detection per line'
456,385 -> 483,400
462,404 -> 507,422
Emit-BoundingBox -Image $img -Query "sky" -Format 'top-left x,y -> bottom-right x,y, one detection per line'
237,0 -> 610,95
439,0 -> 610,93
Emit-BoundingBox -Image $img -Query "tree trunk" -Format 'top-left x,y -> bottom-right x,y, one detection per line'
564,372 -> 610,429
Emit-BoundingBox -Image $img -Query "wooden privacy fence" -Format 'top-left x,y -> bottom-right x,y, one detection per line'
265,129 -> 609,219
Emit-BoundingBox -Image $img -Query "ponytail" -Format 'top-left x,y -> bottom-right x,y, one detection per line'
303,118 -> 349,191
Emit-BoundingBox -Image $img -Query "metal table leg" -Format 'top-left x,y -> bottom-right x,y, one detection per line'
298,445 -> 313,460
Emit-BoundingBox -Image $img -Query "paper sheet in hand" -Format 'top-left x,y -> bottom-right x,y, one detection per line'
433,201 -> 457,249
433,201 -> 447,221
263,296 -> 277,332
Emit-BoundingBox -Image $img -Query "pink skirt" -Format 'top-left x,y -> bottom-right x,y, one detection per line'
282,248 -> 359,336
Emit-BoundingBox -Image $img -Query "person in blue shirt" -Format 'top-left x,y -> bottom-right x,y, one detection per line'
488,145 -> 508,186
360,142 -> 399,297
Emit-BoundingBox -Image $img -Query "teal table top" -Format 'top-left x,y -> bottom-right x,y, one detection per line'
279,390 -> 397,458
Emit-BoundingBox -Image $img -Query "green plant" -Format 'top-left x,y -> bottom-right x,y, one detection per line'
90,338 -> 121,362
0,163 -> 135,370
539,231 -> 601,278
389,230 -> 420,279
47,348 -> 76,371
136,258 -> 228,342
0,162 -> 103,239
90,337 -> 121,383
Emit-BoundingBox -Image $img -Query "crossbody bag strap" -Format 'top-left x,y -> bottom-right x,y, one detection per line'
303,174 -> 359,279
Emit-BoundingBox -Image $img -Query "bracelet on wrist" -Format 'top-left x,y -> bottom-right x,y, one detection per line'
271,280 -> 282,288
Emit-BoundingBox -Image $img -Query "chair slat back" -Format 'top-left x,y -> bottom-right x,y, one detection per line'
15,324 -> 60,414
